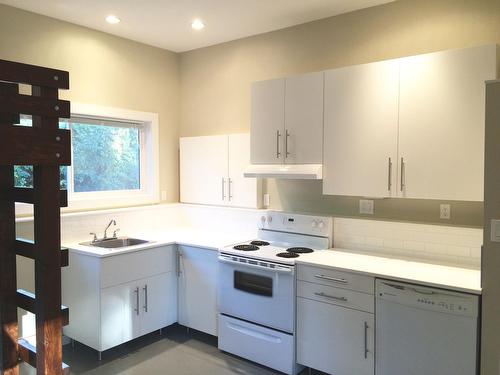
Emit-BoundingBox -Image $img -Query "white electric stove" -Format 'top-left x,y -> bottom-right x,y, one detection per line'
218,211 -> 333,375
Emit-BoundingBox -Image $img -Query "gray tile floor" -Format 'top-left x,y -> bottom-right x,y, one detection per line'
20,325 -> 318,375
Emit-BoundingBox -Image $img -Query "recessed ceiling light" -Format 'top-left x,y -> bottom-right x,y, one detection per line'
191,19 -> 205,30
105,15 -> 121,24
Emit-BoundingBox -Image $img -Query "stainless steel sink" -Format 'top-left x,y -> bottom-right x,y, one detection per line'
80,237 -> 151,249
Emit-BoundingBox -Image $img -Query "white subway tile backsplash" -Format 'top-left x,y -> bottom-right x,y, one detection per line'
334,218 -> 482,268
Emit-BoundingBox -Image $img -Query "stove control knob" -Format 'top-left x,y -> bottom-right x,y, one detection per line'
260,216 -> 266,224
311,220 -> 318,228
317,221 -> 325,229
267,215 -> 273,223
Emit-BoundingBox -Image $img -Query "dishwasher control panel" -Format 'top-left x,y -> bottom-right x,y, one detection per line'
376,279 -> 479,318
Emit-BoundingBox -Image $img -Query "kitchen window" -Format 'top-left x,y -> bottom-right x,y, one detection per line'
15,103 -> 159,214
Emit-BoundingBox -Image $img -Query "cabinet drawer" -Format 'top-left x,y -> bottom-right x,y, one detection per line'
101,245 -> 174,288
298,281 -> 374,313
298,265 -> 374,294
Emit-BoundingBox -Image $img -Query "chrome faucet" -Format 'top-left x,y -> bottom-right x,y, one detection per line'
103,219 -> 117,239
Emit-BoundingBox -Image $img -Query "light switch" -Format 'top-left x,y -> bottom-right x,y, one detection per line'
359,199 -> 374,215
491,219 -> 500,242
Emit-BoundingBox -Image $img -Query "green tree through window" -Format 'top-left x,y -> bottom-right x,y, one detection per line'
13,116 -> 141,193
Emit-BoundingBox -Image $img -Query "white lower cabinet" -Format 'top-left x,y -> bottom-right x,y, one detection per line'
177,245 -> 219,336
62,245 -> 177,352
100,272 -> 176,351
100,279 -> 140,351
296,266 -> 375,375
297,298 -> 374,375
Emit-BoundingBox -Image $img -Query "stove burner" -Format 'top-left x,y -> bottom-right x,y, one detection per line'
277,252 -> 299,258
286,247 -> 314,254
250,240 -> 270,246
233,244 -> 259,251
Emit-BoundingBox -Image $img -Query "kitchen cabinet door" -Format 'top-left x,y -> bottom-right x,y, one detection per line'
250,78 -> 285,164
139,272 -> 177,336
323,60 -> 400,197
100,281 -> 141,351
180,135 -> 229,205
297,297 -> 374,375
228,133 -> 261,208
177,246 -> 218,336
398,44 -> 497,201
284,72 -> 324,164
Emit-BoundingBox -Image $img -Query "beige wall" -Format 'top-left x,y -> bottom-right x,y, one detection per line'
179,0 -> 500,227
0,4 -> 180,204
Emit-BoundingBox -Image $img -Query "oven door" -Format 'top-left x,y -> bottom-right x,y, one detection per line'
218,254 -> 295,333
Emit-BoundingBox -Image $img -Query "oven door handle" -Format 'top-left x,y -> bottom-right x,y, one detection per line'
218,255 -> 293,274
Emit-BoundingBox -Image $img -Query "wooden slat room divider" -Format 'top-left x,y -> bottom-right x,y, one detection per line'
0,59 -> 71,375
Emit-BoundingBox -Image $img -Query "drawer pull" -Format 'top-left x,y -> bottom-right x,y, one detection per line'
314,274 -> 348,284
314,292 -> 348,302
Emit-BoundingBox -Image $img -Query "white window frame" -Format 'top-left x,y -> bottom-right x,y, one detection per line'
15,103 -> 160,215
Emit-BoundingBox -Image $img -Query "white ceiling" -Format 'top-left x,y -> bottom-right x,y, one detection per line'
0,0 -> 395,52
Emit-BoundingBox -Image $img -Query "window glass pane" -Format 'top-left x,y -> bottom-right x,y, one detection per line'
13,116 -> 68,189
71,121 -> 141,192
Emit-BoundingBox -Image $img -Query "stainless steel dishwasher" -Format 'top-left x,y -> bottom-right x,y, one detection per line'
376,279 -> 479,375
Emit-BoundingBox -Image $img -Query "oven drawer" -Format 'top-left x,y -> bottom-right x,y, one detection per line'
298,280 -> 374,313
297,265 -> 374,294
218,314 -> 295,375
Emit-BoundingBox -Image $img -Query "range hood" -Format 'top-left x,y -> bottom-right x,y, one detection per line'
243,164 -> 322,179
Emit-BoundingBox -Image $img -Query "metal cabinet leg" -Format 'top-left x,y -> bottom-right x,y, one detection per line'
98,351 -> 102,361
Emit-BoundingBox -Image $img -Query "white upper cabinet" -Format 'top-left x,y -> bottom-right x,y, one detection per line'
323,60 -> 400,197
284,72 -> 324,164
398,45 -> 497,201
250,73 -> 324,165
228,133 -> 260,207
180,135 -> 228,206
322,44 -> 497,201
180,134 -> 261,208
251,78 -> 285,164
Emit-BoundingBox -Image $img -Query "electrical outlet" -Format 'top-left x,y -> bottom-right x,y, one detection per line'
263,194 -> 270,207
440,204 -> 451,219
359,199 -> 374,215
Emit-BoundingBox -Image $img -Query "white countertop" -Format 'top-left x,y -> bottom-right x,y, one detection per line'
296,249 -> 481,295
66,230 -> 481,294
64,228 -> 252,257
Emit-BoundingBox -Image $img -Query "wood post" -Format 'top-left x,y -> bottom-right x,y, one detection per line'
0,83 -> 20,375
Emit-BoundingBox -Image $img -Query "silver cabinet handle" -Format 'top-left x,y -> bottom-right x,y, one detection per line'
314,274 -> 348,284
388,157 -> 392,192
314,292 -> 348,302
285,130 -> 290,158
400,157 -> 405,191
143,284 -> 148,312
221,177 -> 226,200
228,178 -> 233,201
276,130 -> 281,158
134,287 -> 140,315
364,322 -> 369,359
176,249 -> 182,277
